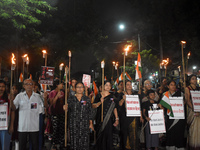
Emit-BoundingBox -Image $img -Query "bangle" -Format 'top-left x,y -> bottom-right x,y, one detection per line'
115,118 -> 119,121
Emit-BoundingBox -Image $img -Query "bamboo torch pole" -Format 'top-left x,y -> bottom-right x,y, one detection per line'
64,66 -> 68,148
101,60 -> 105,122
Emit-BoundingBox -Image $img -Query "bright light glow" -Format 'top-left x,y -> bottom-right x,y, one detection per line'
119,24 -> 125,30
193,66 -> 197,70
112,61 -> 115,66
26,56 -> 29,65
22,54 -> 27,58
11,53 -> 16,64
42,50 -> 47,54
124,45 -> 132,52
101,60 -> 105,68
181,41 -> 186,44
149,76 -> 153,79
59,63 -> 64,70
68,51 -> 71,57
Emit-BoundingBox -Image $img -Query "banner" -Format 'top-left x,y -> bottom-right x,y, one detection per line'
149,109 -> 166,134
169,97 -> 185,119
82,74 -> 91,88
40,66 -> 55,85
0,103 -> 8,130
190,91 -> 200,112
126,95 -> 141,117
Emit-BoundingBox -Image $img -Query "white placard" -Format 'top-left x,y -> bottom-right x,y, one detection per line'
82,74 -> 91,88
169,97 -> 185,119
190,91 -> 200,112
126,95 -> 141,117
0,103 -> 8,130
149,109 -> 166,134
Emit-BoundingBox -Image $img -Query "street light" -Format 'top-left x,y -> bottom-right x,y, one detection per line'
193,66 -> 197,74
119,24 -> 125,30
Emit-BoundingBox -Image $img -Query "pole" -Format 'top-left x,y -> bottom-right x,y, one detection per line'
69,57 -> 71,86
101,67 -> 104,122
123,53 -> 126,91
186,58 -> 188,75
60,70 -> 61,84
27,64 -> 29,79
44,54 -> 47,92
23,62 -> 24,81
64,67 -> 68,148
181,43 -> 186,96
165,66 -> 167,77
138,34 -> 140,52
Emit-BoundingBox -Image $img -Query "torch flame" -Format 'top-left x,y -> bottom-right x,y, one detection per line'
124,45 -> 132,52
181,41 -> 186,44
42,50 -> 47,54
23,54 -> 28,58
188,52 -> 191,56
11,53 -> 16,64
60,63 -> 64,67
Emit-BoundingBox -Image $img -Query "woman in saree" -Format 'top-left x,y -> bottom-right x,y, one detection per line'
92,80 -> 119,150
160,80 -> 186,150
185,74 -> 200,150
118,80 -> 140,150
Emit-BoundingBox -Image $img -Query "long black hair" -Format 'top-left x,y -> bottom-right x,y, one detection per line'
0,80 -> 8,101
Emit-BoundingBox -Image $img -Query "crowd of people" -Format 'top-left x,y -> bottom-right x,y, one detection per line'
0,74 -> 200,150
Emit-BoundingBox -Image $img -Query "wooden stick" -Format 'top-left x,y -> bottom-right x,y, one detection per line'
123,53 -> 126,91
65,67 -> 68,148
101,67 -> 104,122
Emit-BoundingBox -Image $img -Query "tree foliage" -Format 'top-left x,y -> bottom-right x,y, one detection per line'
0,0 -> 55,29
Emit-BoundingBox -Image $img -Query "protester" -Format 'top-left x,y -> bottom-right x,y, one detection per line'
9,84 -> 20,150
64,82 -> 94,150
156,77 -> 168,102
11,79 -> 43,150
142,90 -> 160,150
118,80 -> 140,150
0,80 -> 15,150
69,78 -> 77,96
49,79 -> 65,149
93,80 -> 119,150
160,80 -> 185,150
185,74 -> 200,149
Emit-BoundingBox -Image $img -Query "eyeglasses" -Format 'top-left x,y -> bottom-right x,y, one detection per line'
24,83 -> 33,86
145,84 -> 152,86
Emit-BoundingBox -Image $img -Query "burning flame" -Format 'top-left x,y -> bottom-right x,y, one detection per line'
11,53 -> 16,64
124,45 -> 132,52
42,50 -> 47,54
23,54 -> 28,58
188,52 -> 191,56
181,41 -> 186,44
60,63 -> 64,67
68,51 -> 71,57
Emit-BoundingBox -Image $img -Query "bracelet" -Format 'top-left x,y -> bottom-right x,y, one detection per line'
115,117 -> 119,121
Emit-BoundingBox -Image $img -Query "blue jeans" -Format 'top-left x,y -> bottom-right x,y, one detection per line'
0,130 -> 11,150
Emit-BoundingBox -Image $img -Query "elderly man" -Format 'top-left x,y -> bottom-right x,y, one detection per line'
10,79 -> 43,150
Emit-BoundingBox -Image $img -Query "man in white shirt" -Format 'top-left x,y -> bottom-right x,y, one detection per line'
11,79 -> 43,150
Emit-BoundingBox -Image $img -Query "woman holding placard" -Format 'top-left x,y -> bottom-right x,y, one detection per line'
185,74 -> 200,149
118,80 -> 140,150
160,80 -> 186,150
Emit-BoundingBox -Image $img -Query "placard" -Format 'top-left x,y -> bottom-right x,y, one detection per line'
149,109 -> 166,134
40,66 -> 55,85
190,91 -> 200,112
126,95 -> 141,117
82,74 -> 91,88
0,103 -> 8,130
169,97 -> 185,119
